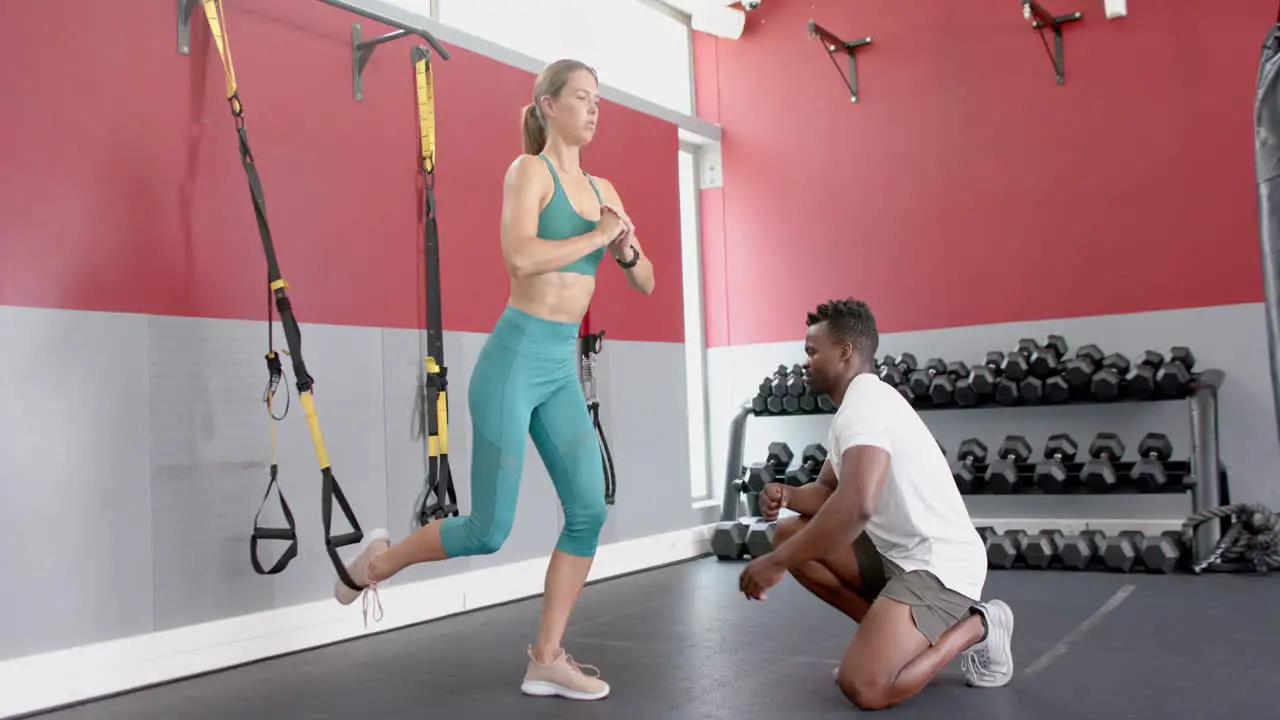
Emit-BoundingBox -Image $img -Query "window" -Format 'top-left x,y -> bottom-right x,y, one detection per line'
679,146 -> 711,499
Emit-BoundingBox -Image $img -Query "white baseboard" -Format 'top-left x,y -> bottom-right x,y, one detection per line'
0,526 -> 714,720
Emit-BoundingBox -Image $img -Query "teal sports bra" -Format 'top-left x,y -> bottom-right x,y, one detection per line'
536,153 -> 607,276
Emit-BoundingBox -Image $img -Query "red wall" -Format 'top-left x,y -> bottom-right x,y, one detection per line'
0,1 -> 682,343
694,0 -> 1272,347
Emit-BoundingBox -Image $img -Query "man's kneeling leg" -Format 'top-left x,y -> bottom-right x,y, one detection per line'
772,516 -> 883,623
835,566 -> 995,710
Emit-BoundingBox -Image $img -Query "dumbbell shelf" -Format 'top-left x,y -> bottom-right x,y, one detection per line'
955,460 -> 1195,495
754,370 -> 1224,417
721,369 -> 1228,566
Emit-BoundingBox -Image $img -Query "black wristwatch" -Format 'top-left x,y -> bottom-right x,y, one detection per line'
615,244 -> 640,269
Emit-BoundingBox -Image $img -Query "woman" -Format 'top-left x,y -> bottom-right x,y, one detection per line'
331,58 -> 656,702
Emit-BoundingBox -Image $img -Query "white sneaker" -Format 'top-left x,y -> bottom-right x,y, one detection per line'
333,528 -> 390,627
961,599 -> 1014,688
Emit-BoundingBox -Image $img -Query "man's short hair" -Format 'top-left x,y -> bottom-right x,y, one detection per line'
807,298 -> 879,357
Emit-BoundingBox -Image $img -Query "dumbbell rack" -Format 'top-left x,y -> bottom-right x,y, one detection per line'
718,369 -> 1229,566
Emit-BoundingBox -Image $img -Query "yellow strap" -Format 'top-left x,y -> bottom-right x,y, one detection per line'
415,51 -> 436,172
200,0 -> 242,115
435,390 -> 449,454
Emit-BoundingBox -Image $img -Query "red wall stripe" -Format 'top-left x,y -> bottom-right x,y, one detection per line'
0,1 -> 683,344
694,0 -> 1270,347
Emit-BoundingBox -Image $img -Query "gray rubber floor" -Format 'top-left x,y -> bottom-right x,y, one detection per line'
28,556 -> 1279,719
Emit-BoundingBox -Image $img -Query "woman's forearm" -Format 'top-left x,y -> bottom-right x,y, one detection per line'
508,229 -> 609,278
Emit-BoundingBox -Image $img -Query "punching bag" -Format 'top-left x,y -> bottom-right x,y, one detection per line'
1255,12 -> 1280,442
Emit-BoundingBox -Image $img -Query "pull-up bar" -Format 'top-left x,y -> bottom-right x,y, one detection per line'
178,0 -> 450,100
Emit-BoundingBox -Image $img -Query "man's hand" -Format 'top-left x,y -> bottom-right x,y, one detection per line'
758,483 -> 789,522
739,554 -> 786,601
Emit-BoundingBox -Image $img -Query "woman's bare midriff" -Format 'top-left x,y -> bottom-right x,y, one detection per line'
508,271 -> 597,324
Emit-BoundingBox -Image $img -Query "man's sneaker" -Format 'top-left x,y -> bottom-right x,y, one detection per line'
520,646 -> 610,701
961,599 -> 1014,688
333,528 -> 390,625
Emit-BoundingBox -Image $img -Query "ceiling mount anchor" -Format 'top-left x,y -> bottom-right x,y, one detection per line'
808,19 -> 873,103
1022,0 -> 1082,85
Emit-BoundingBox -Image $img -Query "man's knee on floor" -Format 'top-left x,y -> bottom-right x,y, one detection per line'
837,673 -> 893,712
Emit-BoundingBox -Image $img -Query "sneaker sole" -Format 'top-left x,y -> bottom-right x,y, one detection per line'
520,679 -> 610,701
334,528 -> 390,606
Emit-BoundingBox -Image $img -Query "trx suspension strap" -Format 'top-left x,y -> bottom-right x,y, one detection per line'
250,351 -> 297,575
579,310 -> 617,505
410,44 -> 458,529
199,0 -> 365,591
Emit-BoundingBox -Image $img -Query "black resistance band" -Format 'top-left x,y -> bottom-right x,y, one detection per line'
579,311 -> 617,505
410,44 -> 459,528
200,0 -> 366,591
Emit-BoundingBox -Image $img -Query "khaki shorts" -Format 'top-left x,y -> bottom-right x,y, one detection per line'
852,534 -> 977,645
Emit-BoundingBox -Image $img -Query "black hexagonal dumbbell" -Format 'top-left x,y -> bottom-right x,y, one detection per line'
951,438 -> 988,493
986,436 -> 1032,493
745,520 -> 777,558
1090,352 -> 1131,401
877,354 -> 908,387
1057,529 -> 1107,570
1062,344 -> 1104,392
908,357 -> 947,400
1044,372 -> 1072,403
929,360 -> 971,405
710,519 -> 752,560
784,443 -> 828,486
1125,350 -> 1164,400
1155,346 -> 1196,397
1102,530 -> 1147,572
1001,339 -> 1039,382
1019,374 -> 1046,404
1129,432 -> 1173,491
1033,433 -> 1079,493
1140,530 -> 1185,573
955,352 -> 1004,406
986,529 -> 1028,568
1022,528 -> 1067,569
744,441 -> 794,493
1081,432 -> 1126,493
1030,334 -> 1068,378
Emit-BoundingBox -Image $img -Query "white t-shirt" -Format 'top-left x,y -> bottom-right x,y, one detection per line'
826,373 -> 987,601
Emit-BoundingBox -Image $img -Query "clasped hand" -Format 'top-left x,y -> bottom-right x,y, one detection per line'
598,203 -> 634,258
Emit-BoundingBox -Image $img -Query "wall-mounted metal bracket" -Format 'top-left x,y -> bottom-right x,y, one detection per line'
1022,0 -> 1082,85
316,0 -> 451,100
353,23 -> 410,101
808,20 -> 873,104
177,0 -> 200,55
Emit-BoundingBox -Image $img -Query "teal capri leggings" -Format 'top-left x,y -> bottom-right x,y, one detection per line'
438,305 -> 608,558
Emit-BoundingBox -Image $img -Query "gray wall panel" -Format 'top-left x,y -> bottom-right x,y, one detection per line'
148,315 -> 279,630
595,339 -> 697,541
0,308 -> 692,663
707,303 -> 1280,524
0,308 -> 155,662
263,322 -> 391,610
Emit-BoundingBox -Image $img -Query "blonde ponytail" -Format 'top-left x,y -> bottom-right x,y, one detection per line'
522,103 -> 546,155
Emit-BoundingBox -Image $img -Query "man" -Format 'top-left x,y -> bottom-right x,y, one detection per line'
738,298 -> 1014,710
